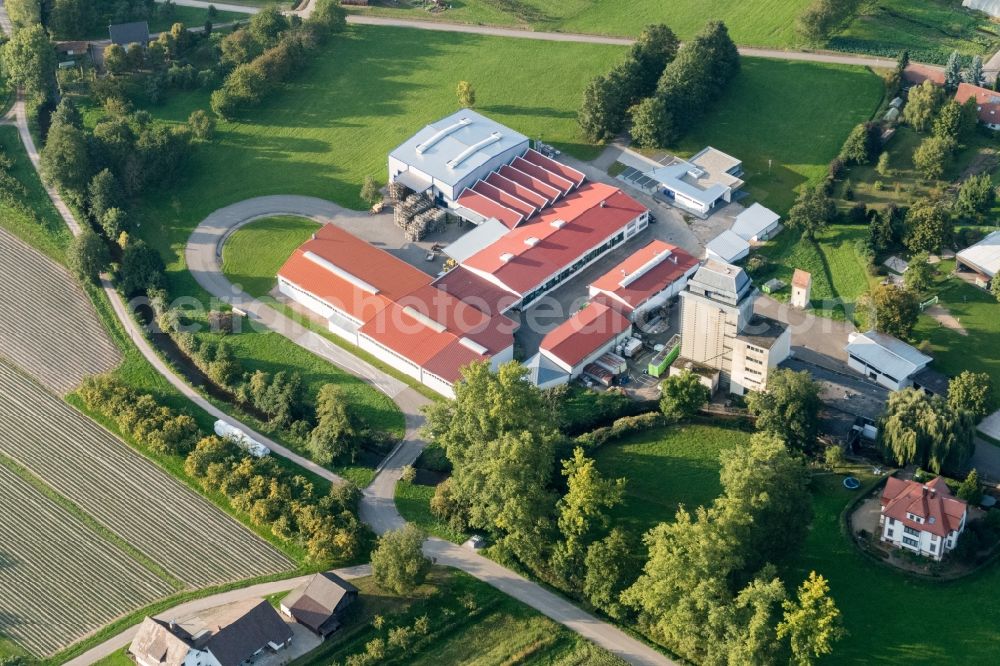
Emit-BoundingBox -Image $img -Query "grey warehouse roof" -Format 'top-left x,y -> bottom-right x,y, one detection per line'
706,229 -> 750,263
389,109 -> 529,188
846,330 -> 932,381
957,230 -> 1000,278
687,259 -> 752,305
731,203 -> 780,241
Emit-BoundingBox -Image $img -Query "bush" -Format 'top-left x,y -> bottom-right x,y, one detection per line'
415,442 -> 451,473
575,412 -> 664,451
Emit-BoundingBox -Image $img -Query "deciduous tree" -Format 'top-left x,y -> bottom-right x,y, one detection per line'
879,388 -> 975,474
955,173 -> 996,222
904,199 -> 951,253
371,524 -> 430,594
948,370 -> 993,420
912,134 -> 954,181
118,239 -> 165,296
583,528 -> 637,621
861,283 -> 920,339
68,228 -> 110,284
903,80 -> 942,132
903,252 -> 933,292
308,384 -> 357,464
746,369 -> 822,452
777,572 -> 844,666
360,175 -> 381,205
659,369 -> 709,423
787,185 -> 835,240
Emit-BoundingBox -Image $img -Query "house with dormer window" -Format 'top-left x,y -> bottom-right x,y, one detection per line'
879,477 -> 967,560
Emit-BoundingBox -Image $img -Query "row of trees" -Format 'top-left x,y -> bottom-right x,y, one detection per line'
6,0 -> 161,40
629,21 -> 741,148
422,361 -> 841,664
878,371 -> 991,475
76,372 -> 366,562
577,24 -> 680,142
210,1 -> 346,119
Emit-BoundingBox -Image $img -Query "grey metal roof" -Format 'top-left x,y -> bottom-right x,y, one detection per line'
956,230 -> 1000,277
444,218 -> 510,264
688,259 -> 751,299
706,230 -> 750,263
108,21 -> 149,45
389,109 -> 529,188
527,351 -> 569,386
846,330 -> 931,381
731,203 -> 780,241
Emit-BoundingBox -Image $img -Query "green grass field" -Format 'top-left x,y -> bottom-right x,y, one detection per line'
395,479 -> 469,543
673,58 -> 885,214
0,126 -> 72,263
913,260 -> 1000,410
591,421 -> 752,541
755,225 -> 876,320
351,0 -> 999,55
294,569 -> 623,666
784,473 -> 1000,663
222,215 -> 321,296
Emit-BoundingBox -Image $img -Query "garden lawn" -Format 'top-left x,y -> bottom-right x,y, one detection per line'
395,479 -> 468,544
221,216 -> 320,296
784,472 -> 1000,663
673,58 -> 885,214
0,126 -> 72,263
913,260 -> 1000,410
293,569 -> 624,666
592,421 -> 751,540
756,225 -> 876,320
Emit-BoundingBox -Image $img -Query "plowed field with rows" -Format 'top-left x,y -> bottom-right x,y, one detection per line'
0,464 -> 174,657
0,227 -> 120,394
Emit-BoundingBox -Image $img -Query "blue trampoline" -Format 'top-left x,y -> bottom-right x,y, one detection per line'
843,477 -> 861,490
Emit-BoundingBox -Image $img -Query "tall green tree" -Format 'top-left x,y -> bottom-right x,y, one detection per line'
948,370 -> 993,421
903,80 -> 942,132
944,50 -> 963,92
955,173 -> 996,222
746,369 -> 822,452
933,100 -> 969,143
839,122 -> 875,164
578,74 -> 622,142
307,384 -> 357,465
904,199 -> 951,253
968,55 -> 986,87
659,369 -> 709,423
629,24 -> 680,93
879,388 -> 975,474
718,433 -> 813,572
87,169 -> 123,224
861,283 -> 920,339
553,447 -> 625,585
1,24 -> 56,122
41,118 -> 91,203
68,228 -> 110,284
628,95 -> 673,148
721,572 -> 787,666
787,185 -> 835,240
370,524 -> 430,595
778,572 -> 844,666
583,528 -> 637,621
912,135 -> 954,181
247,5 -> 288,49
868,205 -> 896,255
903,252 -> 933,292
118,238 -> 164,295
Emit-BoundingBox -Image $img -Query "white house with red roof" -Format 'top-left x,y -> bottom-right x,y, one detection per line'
587,240 -> 699,321
954,82 -> 1000,130
879,476 -> 967,561
277,224 -> 516,398
527,302 -> 632,388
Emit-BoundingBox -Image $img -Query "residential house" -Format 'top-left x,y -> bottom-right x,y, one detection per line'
879,476 -> 967,561
129,599 -> 293,666
954,82 -> 1000,130
281,572 -> 358,637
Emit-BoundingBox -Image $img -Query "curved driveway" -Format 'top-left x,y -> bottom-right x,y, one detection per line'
187,196 -> 675,666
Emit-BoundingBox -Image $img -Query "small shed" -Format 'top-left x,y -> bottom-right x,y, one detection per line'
108,21 -> 149,47
889,96 -> 904,109
281,572 -> 358,637
883,107 -> 900,123
761,278 -> 785,294
791,269 -> 812,309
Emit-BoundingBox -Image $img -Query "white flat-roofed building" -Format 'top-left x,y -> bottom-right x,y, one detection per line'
388,109 -> 530,204
644,147 -> 744,216
706,229 -> 751,263
731,203 -> 781,242
956,230 -> 1000,287
845,330 -> 932,391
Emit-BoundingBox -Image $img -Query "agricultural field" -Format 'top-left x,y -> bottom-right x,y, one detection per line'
293,569 -> 623,666
350,0 -> 1000,55
672,58 -> 885,214
0,227 -> 121,394
0,361 -> 293,588
0,463 -> 174,657
754,225 -> 876,320
785,473 -> 1000,663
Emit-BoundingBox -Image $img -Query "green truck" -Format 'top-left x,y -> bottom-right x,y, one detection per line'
647,334 -> 681,378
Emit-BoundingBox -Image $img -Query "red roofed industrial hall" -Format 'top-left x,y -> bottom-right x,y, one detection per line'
278,224 -> 516,398
588,240 -> 700,321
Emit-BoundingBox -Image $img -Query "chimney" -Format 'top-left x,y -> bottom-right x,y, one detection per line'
600,200 -> 606,208
311,232 -> 316,240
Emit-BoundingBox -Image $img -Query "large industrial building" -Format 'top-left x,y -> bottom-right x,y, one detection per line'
278,224 -> 516,397
588,240 -> 699,321
675,260 -> 790,395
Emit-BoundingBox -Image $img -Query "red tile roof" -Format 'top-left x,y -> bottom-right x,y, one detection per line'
881,476 -> 966,539
277,224 -> 430,323
522,149 -> 586,188
278,223 -> 513,386
540,302 -> 631,369
588,240 -> 699,314
954,82 -> 1000,126
498,164 -> 563,202
903,63 -> 945,87
511,156 -> 574,194
462,183 -> 647,297
792,269 -> 811,289
472,180 -> 538,219
485,172 -> 550,209
432,266 -> 521,316
456,189 -> 524,229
